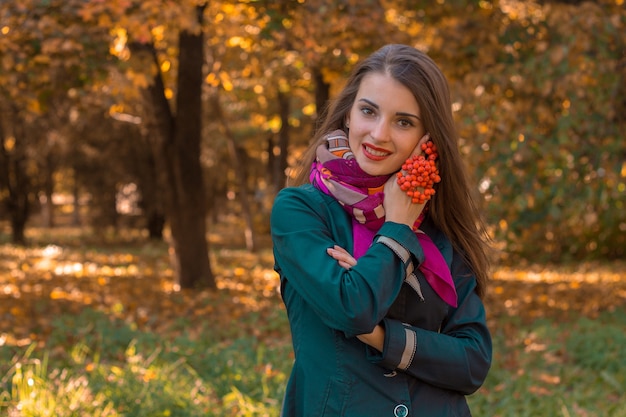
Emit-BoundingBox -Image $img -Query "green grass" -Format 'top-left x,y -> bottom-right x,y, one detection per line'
0,308 -> 292,417
468,309 -> 626,417
1,303 -> 624,416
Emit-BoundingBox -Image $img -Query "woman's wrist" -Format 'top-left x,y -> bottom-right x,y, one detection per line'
357,324 -> 385,352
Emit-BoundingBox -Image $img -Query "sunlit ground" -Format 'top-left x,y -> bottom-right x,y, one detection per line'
0,224 -> 624,416
1,223 -> 624,348
0,224 -> 281,349
486,261 -> 626,324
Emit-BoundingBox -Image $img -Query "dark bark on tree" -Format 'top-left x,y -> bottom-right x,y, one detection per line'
93,184 -> 119,233
614,41 -> 626,130
267,135 -> 275,187
141,145 -> 166,240
0,109 -> 30,245
171,22 -> 214,286
40,151 -> 56,228
275,90 -> 290,193
146,211 -> 166,239
131,4 -> 215,289
313,67 -> 331,124
126,125 -> 166,240
210,94 -> 257,252
71,167 -> 81,226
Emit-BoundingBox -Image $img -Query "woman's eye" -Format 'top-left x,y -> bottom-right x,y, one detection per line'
360,106 -> 374,116
398,119 -> 413,128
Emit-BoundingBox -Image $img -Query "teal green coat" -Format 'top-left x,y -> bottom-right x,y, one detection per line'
271,185 -> 492,417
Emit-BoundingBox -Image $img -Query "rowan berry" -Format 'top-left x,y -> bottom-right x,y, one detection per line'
396,141 -> 441,204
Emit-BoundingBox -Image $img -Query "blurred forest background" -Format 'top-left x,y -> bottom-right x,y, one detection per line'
1,0 -> 625,416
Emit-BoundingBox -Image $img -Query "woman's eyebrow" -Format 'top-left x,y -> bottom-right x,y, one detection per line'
397,111 -> 421,121
358,98 -> 421,120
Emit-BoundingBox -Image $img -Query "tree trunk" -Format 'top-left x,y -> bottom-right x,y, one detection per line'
41,152 -> 55,228
130,129 -> 165,240
146,211 -> 165,239
274,91 -> 290,193
266,134 -> 275,186
313,67 -> 331,121
71,167 -> 81,226
0,111 -> 30,245
142,146 -> 166,240
132,4 -> 214,289
211,94 -> 257,252
170,19 -> 214,287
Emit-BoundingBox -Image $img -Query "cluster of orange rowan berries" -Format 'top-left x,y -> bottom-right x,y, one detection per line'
396,141 -> 441,204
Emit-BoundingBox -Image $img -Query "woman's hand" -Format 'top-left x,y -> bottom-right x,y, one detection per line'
383,133 -> 431,228
357,325 -> 385,352
326,245 -> 357,269
326,245 -> 385,352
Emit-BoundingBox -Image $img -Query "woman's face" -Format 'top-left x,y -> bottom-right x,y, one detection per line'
346,72 -> 426,176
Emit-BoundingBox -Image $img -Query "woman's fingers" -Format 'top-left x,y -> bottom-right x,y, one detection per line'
384,171 -> 426,228
411,132 -> 430,158
337,260 -> 354,269
326,245 -> 357,269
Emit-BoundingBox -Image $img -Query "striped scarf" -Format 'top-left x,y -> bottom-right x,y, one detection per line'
310,130 -> 458,307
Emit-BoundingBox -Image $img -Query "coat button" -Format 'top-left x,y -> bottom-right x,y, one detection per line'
394,404 -> 409,417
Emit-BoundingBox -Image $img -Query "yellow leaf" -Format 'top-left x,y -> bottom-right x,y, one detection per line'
227,36 -> 244,47
302,103 -> 316,116
50,288 -> 66,300
110,366 -> 123,376
27,99 -> 41,114
128,71 -> 149,89
10,306 -> 25,316
219,71 -> 233,92
142,369 -> 157,382
33,54 -> 51,65
151,25 -> 165,42
266,116 -> 281,133
205,73 -> 219,87
251,114 -> 266,126
4,136 -> 15,152
539,373 -> 561,384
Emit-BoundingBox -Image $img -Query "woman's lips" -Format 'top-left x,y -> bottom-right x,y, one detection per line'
363,144 -> 390,160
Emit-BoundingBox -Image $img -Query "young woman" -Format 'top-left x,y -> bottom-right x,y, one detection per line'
271,44 -> 492,417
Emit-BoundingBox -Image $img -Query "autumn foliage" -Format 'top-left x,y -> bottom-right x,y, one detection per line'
0,0 -> 624,263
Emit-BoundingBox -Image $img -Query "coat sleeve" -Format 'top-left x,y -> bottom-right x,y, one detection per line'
365,255 -> 492,394
271,186 -> 425,338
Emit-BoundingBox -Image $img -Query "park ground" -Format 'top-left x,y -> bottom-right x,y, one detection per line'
0,223 -> 625,416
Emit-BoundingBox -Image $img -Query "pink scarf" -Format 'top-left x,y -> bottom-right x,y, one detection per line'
310,130 -> 458,307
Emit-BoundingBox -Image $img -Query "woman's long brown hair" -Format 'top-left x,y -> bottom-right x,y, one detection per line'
290,44 -> 492,297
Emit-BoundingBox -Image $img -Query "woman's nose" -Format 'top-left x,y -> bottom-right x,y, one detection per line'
371,119 -> 391,142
